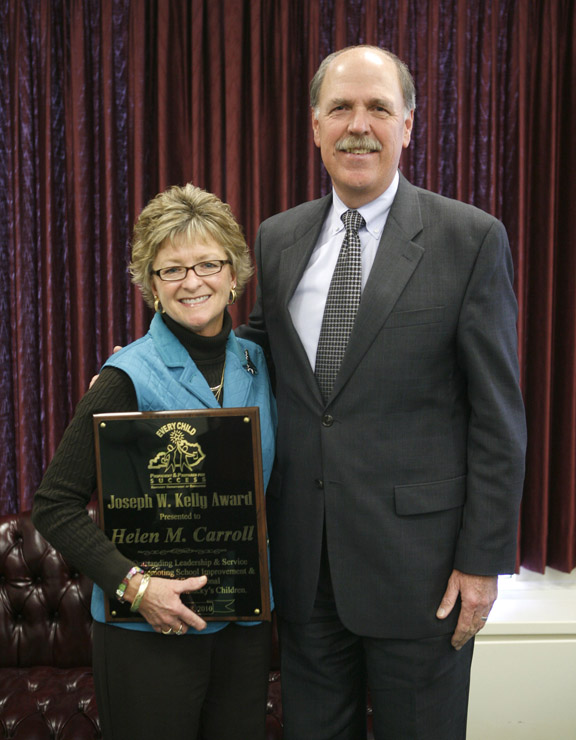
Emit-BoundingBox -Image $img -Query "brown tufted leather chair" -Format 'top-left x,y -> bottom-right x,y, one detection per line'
0,505 -> 99,738
0,504 -> 285,740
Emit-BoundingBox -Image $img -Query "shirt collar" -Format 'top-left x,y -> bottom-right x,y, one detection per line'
330,170 -> 400,240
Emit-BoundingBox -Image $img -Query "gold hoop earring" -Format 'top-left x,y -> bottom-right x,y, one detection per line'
228,287 -> 237,305
154,296 -> 163,313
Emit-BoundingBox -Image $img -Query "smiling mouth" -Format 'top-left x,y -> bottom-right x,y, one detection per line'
180,296 -> 210,306
336,135 -> 382,155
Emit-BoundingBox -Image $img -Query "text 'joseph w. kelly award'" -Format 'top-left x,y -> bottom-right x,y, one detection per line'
94,408 -> 270,622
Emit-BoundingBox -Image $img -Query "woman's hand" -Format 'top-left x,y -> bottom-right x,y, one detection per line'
125,573 -> 208,634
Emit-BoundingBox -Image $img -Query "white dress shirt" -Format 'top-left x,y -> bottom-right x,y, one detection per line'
288,171 -> 400,370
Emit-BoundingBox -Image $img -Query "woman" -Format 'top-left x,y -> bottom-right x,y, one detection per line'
33,183 -> 276,740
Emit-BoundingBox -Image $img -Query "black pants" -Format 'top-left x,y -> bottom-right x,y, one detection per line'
279,556 -> 473,740
92,621 -> 271,740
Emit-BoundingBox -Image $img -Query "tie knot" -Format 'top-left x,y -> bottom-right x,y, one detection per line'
341,209 -> 365,234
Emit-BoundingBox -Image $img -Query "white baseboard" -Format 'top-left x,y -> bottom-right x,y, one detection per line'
467,567 -> 576,739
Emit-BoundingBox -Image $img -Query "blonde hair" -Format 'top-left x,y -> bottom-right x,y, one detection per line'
130,183 -> 253,308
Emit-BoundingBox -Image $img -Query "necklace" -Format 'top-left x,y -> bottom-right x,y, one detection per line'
210,361 -> 226,403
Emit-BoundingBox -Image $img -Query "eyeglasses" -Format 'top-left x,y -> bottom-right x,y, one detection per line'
152,260 -> 232,281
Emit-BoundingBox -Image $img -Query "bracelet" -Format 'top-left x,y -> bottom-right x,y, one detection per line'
130,573 -> 151,613
115,566 -> 144,603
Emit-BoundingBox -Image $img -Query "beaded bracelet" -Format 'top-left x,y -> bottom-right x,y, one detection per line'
130,572 -> 151,613
115,565 -> 144,603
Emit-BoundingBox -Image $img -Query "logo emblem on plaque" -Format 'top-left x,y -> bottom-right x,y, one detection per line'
148,428 -> 205,472
148,424 -> 207,489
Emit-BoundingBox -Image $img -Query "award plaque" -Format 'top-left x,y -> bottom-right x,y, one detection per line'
93,408 -> 270,623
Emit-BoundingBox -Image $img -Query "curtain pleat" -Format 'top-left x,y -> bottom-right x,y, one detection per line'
1,0 -> 574,573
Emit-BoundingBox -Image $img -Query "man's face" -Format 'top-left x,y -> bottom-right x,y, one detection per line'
312,48 -> 413,208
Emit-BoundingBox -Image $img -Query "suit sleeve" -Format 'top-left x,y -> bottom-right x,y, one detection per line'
237,227 -> 275,378
453,219 -> 527,574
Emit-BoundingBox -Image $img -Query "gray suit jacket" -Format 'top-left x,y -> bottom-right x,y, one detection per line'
247,173 -> 526,639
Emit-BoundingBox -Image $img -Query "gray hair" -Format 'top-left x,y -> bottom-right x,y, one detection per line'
310,45 -> 416,117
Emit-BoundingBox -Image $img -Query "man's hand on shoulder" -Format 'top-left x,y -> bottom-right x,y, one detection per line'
89,345 -> 123,388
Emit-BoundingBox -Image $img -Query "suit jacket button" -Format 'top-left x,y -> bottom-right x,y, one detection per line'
314,478 -> 324,489
322,414 -> 334,427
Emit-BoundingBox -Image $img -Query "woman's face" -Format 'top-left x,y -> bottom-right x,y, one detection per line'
151,234 -> 236,337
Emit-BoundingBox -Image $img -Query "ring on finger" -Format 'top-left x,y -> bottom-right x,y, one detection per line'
175,623 -> 183,635
480,616 -> 488,622
161,627 -> 173,635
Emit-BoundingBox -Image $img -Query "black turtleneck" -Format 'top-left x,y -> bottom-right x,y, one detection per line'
161,310 -> 230,398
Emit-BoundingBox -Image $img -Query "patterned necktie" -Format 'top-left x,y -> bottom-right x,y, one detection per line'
315,209 -> 365,401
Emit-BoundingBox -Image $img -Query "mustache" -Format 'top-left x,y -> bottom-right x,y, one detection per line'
336,135 -> 382,152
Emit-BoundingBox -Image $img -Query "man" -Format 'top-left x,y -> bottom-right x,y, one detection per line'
244,46 -> 526,739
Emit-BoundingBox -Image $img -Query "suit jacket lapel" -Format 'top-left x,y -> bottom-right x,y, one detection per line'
332,175 -> 425,399
278,194 -> 333,306
277,195 -> 333,391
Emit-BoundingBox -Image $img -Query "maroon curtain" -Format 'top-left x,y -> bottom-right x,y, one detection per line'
517,0 -> 576,572
1,0 -> 575,573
